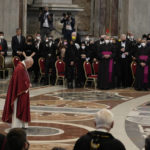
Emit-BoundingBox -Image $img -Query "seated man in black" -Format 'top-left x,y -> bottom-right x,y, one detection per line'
0,133 -> 7,150
0,32 -> 8,57
73,109 -> 126,150
6,128 -> 30,150
145,135 -> 150,150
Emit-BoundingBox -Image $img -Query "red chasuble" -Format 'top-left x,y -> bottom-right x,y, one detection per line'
2,62 -> 31,123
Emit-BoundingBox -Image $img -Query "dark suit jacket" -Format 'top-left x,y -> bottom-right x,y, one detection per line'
39,12 -> 53,30
117,40 -> 131,61
39,41 -> 56,61
11,35 -> 25,57
73,131 -> 126,150
0,39 -> 8,57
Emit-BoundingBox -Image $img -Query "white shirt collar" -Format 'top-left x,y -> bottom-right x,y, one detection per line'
96,128 -> 108,133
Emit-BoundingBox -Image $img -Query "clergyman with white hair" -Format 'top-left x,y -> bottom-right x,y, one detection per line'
73,109 -> 126,150
2,57 -> 33,129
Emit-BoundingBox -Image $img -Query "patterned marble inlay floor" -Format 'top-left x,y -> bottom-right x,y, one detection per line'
126,101 -> 150,150
48,90 -> 131,101
0,85 -> 150,150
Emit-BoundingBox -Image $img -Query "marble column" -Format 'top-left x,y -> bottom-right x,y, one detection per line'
105,0 -> 111,34
90,0 -> 95,35
19,0 -> 27,36
93,0 -> 100,36
128,0 -> 150,37
118,0 -> 129,35
111,0 -> 119,36
22,0 -> 27,36
91,0 -> 119,37
0,0 -> 20,41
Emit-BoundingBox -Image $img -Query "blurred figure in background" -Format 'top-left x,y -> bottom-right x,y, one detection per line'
39,7 -> 53,41
0,32 -> 8,57
60,12 -> 75,41
12,28 -> 25,60
7,128 -> 30,150
117,34 -> 132,88
40,35 -> 56,85
134,39 -> 150,91
97,36 -> 115,89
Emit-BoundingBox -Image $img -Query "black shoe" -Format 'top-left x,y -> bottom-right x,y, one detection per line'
75,83 -> 81,88
135,88 -> 142,91
44,82 -> 49,85
143,88 -> 148,91
51,82 -> 55,86
33,78 -> 38,83
70,84 -> 73,89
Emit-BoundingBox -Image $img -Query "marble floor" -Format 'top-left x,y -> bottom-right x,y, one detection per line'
0,78 -> 150,150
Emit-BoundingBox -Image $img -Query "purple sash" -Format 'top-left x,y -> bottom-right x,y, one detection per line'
139,55 -> 148,83
102,51 -> 113,82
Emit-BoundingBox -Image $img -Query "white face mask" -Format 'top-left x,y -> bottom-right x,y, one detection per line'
64,42 -> 68,45
141,43 -> 146,47
130,36 -> 134,39
49,37 -> 53,41
85,37 -> 90,41
110,40 -> 113,43
82,46 -> 86,49
36,36 -> 41,40
105,40 -> 109,44
46,39 -> 49,42
0,36 -> 4,39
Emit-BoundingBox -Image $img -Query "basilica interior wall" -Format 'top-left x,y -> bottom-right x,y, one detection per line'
72,0 -> 91,35
128,0 -> 150,38
1,0 -> 150,41
0,0 -> 19,41
27,0 -> 91,36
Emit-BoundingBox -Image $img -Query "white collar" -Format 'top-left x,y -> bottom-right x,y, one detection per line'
96,128 -> 108,133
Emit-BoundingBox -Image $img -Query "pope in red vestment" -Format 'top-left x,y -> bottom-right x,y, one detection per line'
2,57 -> 33,126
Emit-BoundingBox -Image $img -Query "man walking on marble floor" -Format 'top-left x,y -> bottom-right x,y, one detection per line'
2,57 -> 33,129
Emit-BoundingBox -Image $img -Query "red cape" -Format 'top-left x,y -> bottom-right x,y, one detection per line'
2,62 -> 31,123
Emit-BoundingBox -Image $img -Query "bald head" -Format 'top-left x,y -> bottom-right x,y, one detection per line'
95,109 -> 114,131
72,32 -> 77,37
100,35 -> 106,39
44,7 -> 49,12
24,57 -> 34,69
121,34 -> 126,41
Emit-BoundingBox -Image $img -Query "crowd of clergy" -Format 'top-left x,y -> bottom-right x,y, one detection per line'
1,29 -> 150,91
1,8 -> 150,90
